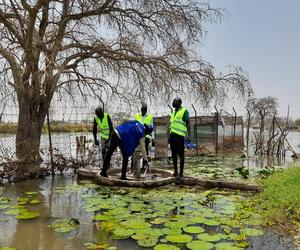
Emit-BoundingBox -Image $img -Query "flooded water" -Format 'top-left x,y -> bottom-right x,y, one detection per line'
0,175 -> 295,250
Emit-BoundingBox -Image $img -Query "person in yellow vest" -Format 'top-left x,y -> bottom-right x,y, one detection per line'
93,107 -> 113,160
169,98 -> 190,179
134,103 -> 153,170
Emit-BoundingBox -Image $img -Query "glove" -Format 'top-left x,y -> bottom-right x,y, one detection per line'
95,139 -> 99,146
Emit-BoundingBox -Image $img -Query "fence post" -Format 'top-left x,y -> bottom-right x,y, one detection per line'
232,107 -> 237,149
214,106 -> 219,154
47,110 -> 54,175
246,108 -> 251,156
191,104 -> 198,156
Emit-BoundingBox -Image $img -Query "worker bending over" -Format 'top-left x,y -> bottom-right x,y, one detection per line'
100,120 -> 153,180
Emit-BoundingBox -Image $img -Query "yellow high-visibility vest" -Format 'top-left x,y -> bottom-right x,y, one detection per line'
170,107 -> 187,137
135,113 -> 153,139
95,113 -> 110,140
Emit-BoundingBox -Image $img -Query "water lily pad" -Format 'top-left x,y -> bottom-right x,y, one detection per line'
166,234 -> 193,243
236,241 -> 250,248
84,242 -> 110,249
16,211 -> 40,219
161,228 -> 182,235
203,219 -> 221,226
154,244 -> 180,250
150,217 -> 167,225
186,240 -> 214,250
49,218 -> 79,233
93,214 -> 111,221
134,228 -> 164,238
4,206 -> 27,216
197,233 -> 226,242
137,237 -> 158,247
0,197 -> 11,204
25,192 -> 38,195
240,228 -> 264,237
215,242 -> 242,250
29,199 -> 40,205
120,219 -> 151,229
112,228 -> 134,239
183,226 -> 205,234
0,248 -> 17,250
17,198 -> 29,205
165,220 -> 188,229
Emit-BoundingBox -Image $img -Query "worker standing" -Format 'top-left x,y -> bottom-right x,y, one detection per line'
134,103 -> 153,169
169,98 -> 190,179
93,107 -> 113,160
100,121 -> 153,180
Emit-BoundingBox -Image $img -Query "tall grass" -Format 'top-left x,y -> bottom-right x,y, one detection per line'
260,166 -> 300,229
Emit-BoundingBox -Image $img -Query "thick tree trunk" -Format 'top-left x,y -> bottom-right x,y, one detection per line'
15,95 -> 48,162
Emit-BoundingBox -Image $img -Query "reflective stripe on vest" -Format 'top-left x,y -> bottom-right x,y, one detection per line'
135,113 -> 153,139
95,113 -> 110,140
170,107 -> 187,136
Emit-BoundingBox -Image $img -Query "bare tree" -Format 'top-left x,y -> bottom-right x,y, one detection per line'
247,96 -> 278,154
0,1 -> 251,169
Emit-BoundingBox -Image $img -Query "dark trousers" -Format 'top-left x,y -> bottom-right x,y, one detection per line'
101,131 -> 129,179
169,133 -> 185,176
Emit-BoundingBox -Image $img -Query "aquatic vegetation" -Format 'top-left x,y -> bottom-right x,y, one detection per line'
49,218 -> 80,233
186,240 -> 214,250
80,186 -> 266,249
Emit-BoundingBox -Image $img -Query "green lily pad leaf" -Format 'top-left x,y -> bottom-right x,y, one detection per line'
120,219 -> 151,229
160,238 -> 168,243
112,228 -> 134,239
166,234 -> 193,243
188,216 -> 208,224
0,248 -> 18,250
161,228 -> 182,235
0,197 -> 11,204
17,198 -> 30,205
16,211 -> 40,219
197,233 -> 227,242
165,220 -> 188,229
154,244 -> 180,250
187,240 -> 214,250
150,217 -> 167,225
203,219 -> 221,226
25,192 -> 38,195
131,234 -> 148,240
93,214 -> 111,221
215,242 -> 243,250
236,241 -> 250,248
107,247 -> 118,250
4,206 -> 27,216
84,242 -> 110,249
134,228 -> 164,237
240,228 -> 264,237
29,199 -> 40,205
49,218 -> 79,233
183,226 -> 205,234
137,237 -> 158,247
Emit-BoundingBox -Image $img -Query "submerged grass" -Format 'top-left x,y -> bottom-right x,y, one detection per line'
259,166 -> 300,243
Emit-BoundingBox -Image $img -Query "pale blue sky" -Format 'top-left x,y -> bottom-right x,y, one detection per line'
201,0 -> 300,118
